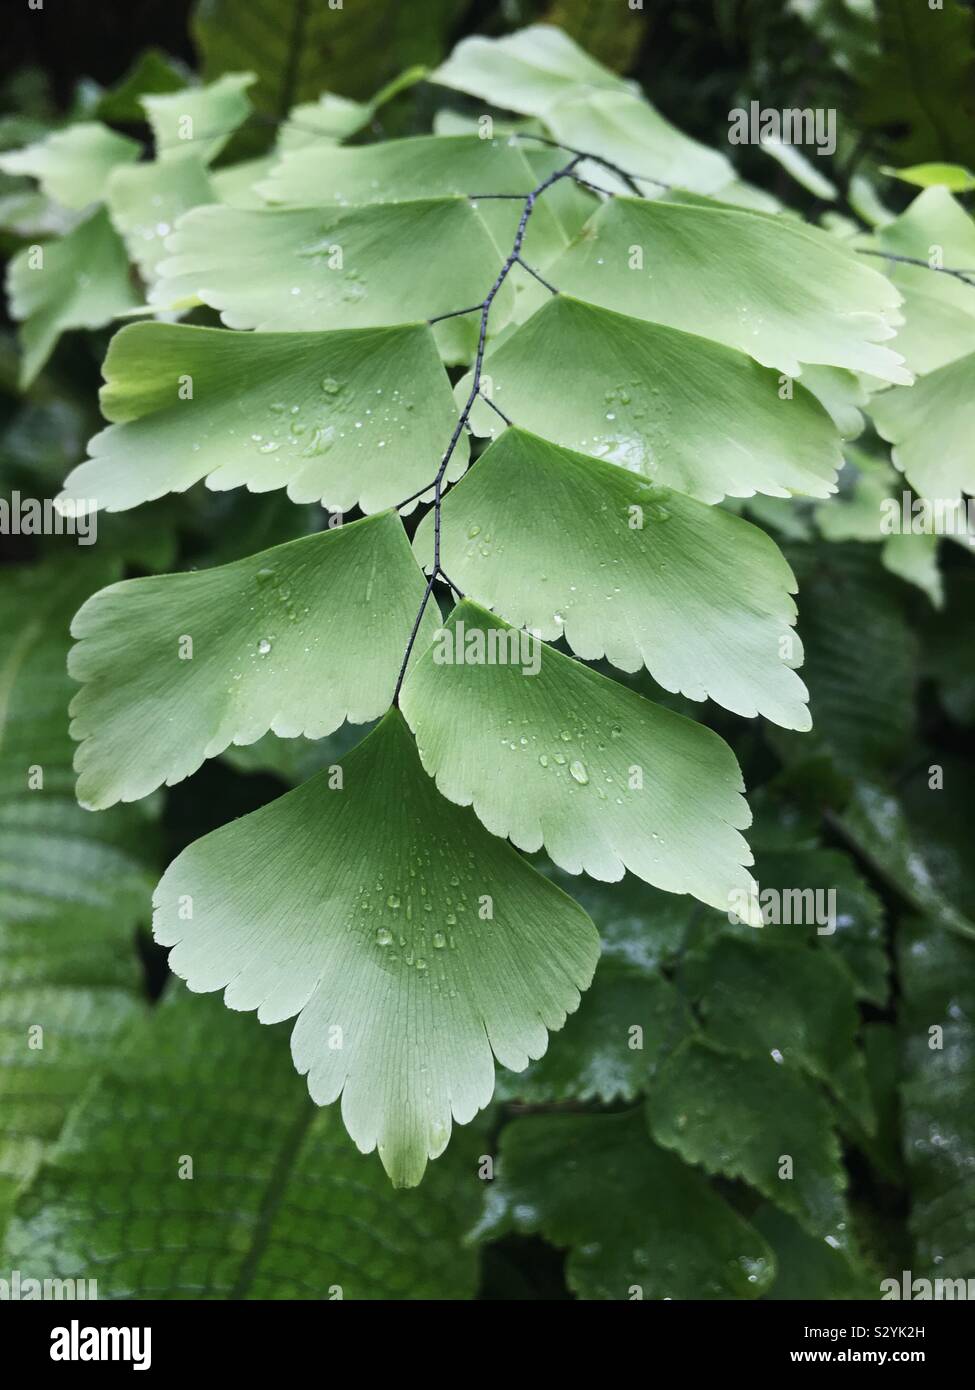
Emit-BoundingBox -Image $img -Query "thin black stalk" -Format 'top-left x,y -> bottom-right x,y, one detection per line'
391,154 -> 583,702
856,248 -> 975,289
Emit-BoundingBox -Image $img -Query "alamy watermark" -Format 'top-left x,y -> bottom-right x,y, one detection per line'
882,1270 -> 975,1300
0,1268 -> 97,1299
0,491 -> 97,544
880,492 -> 975,540
728,102 -> 836,156
728,885 -> 837,934
432,620 -> 541,677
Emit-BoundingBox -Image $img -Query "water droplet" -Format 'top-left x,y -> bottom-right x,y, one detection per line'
569,760 -> 589,785
432,931 -> 447,949
376,927 -> 393,946
257,637 -> 272,655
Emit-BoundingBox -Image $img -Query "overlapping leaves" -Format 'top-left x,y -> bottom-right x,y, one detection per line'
3,21 -> 932,1199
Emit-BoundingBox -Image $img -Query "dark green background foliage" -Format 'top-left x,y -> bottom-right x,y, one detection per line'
1,0 -> 974,1299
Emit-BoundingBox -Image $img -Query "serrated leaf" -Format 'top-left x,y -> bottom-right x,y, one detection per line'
57,320 -> 466,516
472,1111 -> 775,1300
142,71 -> 256,164
550,196 -> 911,382
106,157 -> 215,284
6,208 -> 139,388
752,1205 -> 878,1300
5,988 -> 484,1297
431,23 -> 630,117
152,709 -> 600,1186
462,298 -> 841,502
495,970 -> 690,1104
151,198 -> 515,351
0,122 -> 140,210
68,512 -> 435,809
900,917 -> 975,1279
872,351 -> 975,503
400,600 -> 758,914
416,427 -> 810,729
748,847 -> 889,1007
647,1038 -> 850,1244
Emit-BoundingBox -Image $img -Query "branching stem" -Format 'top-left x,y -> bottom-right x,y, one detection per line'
391,152 -> 583,702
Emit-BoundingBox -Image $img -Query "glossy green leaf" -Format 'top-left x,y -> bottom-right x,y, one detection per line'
536,856 -> 699,976
400,600 -> 759,915
462,298 -> 841,502
417,427 -> 810,729
0,122 -> 140,210
57,320 -> 466,516
6,988 -> 485,1297
838,783 -> 975,943
495,971 -> 691,1104
152,709 -> 600,1186
753,1205 -> 878,1300
550,196 -> 911,382
472,1111 -> 775,1300
6,208 -> 139,387
747,846 -> 888,1008
771,544 -> 918,776
681,937 -> 873,1125
899,917 -> 975,1279
68,512 -> 435,809
647,1038 -> 850,1244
